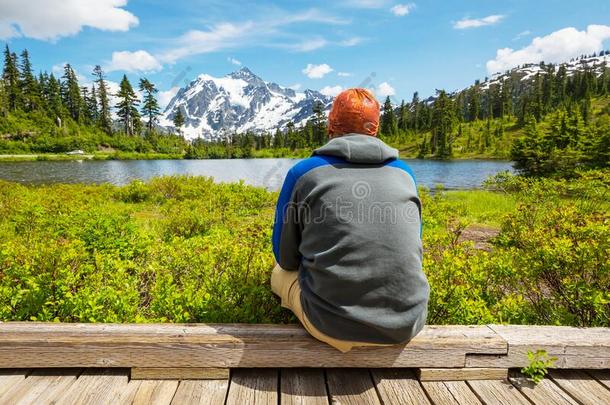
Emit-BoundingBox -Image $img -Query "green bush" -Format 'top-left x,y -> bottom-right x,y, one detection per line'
0,173 -> 607,325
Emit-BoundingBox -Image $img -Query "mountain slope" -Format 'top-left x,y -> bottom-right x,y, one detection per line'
159,67 -> 332,140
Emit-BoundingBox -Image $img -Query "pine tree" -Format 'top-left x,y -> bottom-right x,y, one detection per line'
431,90 -> 455,158
115,75 -> 140,135
61,64 -> 83,122
2,45 -> 20,111
139,78 -> 161,134
87,84 -> 99,123
409,92 -> 420,131
467,85 -> 481,121
172,108 -> 185,135
46,74 -> 64,124
93,65 -> 112,134
380,96 -> 398,136
19,49 -> 39,112
311,100 -> 327,145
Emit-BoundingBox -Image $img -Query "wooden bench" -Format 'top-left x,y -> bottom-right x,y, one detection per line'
0,323 -> 607,381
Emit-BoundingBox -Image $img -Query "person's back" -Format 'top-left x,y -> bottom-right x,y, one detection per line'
271,88 -> 429,352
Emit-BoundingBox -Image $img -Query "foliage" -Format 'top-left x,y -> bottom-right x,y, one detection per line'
521,350 -> 557,384
0,172 -> 608,325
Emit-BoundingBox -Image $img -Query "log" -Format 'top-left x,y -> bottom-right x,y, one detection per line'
0,323 -> 506,369
465,325 -> 610,369
130,368 -> 229,380
417,367 -> 508,381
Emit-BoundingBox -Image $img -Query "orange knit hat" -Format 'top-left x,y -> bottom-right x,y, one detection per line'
328,88 -> 380,137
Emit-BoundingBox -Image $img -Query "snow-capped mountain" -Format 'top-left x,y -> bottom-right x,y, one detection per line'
481,52 -> 610,90
159,67 -> 333,140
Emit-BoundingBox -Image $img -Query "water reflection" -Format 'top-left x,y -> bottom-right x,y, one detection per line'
0,159 -> 514,191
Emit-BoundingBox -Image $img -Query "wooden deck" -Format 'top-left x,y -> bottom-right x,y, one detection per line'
0,368 -> 608,404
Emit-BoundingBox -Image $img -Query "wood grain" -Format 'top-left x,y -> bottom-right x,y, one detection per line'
0,370 -> 29,398
466,324 -> 610,369
171,379 -> 228,405
467,379 -> 531,405
131,367 -> 229,380
508,370 -> 578,405
52,368 -> 130,405
0,323 -> 506,368
371,368 -> 431,404
417,367 -> 508,381
0,369 -> 80,405
326,369 -> 381,405
132,380 -> 179,405
421,381 -> 482,404
549,369 -> 610,405
587,369 -> 610,390
280,368 -> 328,405
226,368 -> 278,405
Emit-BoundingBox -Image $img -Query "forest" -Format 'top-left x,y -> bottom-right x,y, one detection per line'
1,44 -> 608,176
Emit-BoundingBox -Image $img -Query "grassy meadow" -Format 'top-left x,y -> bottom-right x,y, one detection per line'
0,171 -> 607,326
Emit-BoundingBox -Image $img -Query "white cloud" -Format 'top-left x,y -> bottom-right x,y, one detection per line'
338,72 -> 352,77
302,63 -> 334,79
320,85 -> 343,97
289,38 -> 329,52
106,50 -> 162,73
454,15 -> 504,30
160,9 -> 347,63
486,24 -> 610,74
0,0 -> 138,41
339,37 -> 363,46
513,30 -> 531,41
391,3 -> 415,17
158,86 -> 180,109
227,57 -> 242,66
376,82 -> 395,97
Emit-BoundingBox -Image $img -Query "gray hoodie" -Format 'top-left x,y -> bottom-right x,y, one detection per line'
272,134 -> 429,344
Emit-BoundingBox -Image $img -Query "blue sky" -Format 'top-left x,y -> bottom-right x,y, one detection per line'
2,0 -> 610,107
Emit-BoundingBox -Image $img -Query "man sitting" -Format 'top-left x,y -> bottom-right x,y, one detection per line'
271,88 -> 429,352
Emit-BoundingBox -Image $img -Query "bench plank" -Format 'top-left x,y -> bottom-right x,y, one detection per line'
466,325 -> 610,369
417,367 -> 508,381
0,323 -> 506,368
371,369 -> 431,404
280,369 -> 328,405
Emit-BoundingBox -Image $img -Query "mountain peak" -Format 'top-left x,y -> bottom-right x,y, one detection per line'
229,66 -> 259,82
160,68 -> 333,140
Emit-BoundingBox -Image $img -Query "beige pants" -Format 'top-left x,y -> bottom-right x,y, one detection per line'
271,264 -> 391,353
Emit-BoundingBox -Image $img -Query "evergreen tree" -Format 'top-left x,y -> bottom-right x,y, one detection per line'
93,65 -> 112,134
172,108 -> 185,135
46,74 -> 64,124
311,100 -> 327,145
19,49 -> 39,112
115,75 -> 140,135
380,96 -> 398,136
61,64 -> 83,122
467,84 -> 481,121
431,90 -> 455,158
139,78 -> 161,134
2,45 -> 20,111
409,92 -> 420,131
87,84 -> 99,123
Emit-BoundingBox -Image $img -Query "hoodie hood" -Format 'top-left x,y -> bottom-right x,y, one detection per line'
313,134 -> 399,164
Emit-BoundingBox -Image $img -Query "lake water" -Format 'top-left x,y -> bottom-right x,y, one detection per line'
0,159 -> 514,190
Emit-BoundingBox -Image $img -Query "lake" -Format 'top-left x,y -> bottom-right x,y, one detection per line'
0,159 -> 514,191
